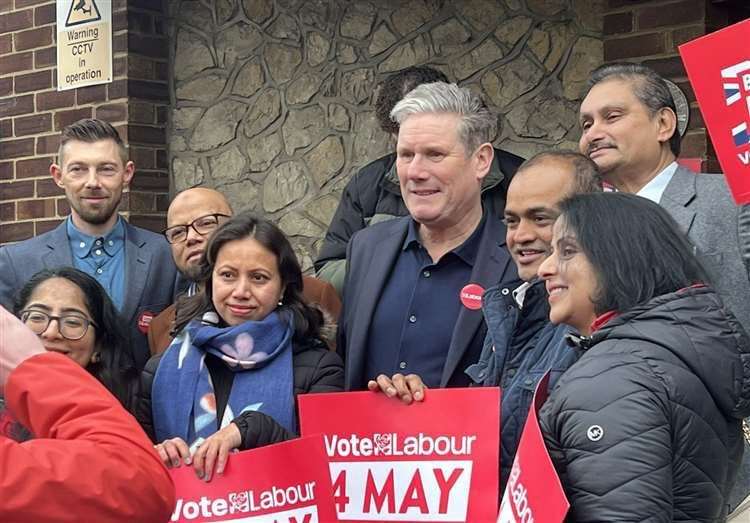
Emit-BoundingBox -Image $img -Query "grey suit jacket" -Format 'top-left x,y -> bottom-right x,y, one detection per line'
0,219 -> 178,369
659,166 -> 750,335
338,213 -> 520,390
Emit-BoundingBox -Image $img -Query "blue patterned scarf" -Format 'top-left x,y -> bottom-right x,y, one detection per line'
152,311 -> 296,446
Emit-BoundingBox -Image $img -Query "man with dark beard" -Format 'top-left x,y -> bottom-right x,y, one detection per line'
0,119 -> 177,370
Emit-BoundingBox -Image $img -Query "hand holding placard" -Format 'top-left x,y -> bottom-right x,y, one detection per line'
299,387 -> 500,522
169,435 -> 338,522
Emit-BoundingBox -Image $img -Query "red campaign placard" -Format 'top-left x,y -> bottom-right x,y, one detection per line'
679,19 -> 750,205
497,372 -> 568,523
169,435 -> 339,523
299,388 -> 500,522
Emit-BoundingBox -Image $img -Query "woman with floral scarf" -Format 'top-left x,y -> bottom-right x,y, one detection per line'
136,213 -> 343,481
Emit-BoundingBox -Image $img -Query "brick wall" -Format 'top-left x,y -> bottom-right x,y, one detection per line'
602,0 -> 745,172
0,0 -> 169,245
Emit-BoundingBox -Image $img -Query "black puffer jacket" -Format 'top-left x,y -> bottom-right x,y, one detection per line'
135,337 -> 343,450
540,287 -> 750,522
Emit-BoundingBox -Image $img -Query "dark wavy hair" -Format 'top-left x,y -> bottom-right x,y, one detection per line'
375,65 -> 449,134
173,212 -> 324,343
557,192 -> 708,315
14,268 -> 138,410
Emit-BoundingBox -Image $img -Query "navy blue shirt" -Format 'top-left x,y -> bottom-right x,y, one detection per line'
364,214 -> 486,387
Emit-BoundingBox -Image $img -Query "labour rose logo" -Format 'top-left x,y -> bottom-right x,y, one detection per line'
373,433 -> 392,454
722,60 -> 750,156
228,491 -> 250,513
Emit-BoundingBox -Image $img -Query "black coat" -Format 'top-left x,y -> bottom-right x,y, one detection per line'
135,337 -> 343,450
540,287 -> 750,521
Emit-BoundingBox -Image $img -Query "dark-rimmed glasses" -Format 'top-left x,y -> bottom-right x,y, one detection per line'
20,310 -> 97,340
162,213 -> 230,244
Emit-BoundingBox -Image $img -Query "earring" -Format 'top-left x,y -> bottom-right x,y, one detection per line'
278,300 -> 284,306
90,352 -> 100,363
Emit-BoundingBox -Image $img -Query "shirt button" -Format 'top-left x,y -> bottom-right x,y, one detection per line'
108,240 -> 114,246
96,268 -> 103,274
524,378 -> 534,386
79,241 -> 85,248
501,288 -> 510,295
95,239 -> 102,246
409,315 -> 417,323
422,270 -> 431,278
95,249 -> 102,256
399,361 -> 407,370
507,368 -> 516,377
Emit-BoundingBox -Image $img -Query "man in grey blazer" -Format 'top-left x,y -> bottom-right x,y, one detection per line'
579,62 -> 750,513
338,82 -> 520,391
0,119 -> 177,370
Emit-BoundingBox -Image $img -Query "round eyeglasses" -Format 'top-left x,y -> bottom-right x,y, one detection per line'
162,213 -> 230,244
20,310 -> 97,341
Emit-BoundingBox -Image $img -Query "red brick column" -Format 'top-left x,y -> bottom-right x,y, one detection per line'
0,0 -> 169,245
602,0 -> 746,172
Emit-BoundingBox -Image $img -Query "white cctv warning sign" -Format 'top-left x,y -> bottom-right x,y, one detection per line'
57,0 -> 112,91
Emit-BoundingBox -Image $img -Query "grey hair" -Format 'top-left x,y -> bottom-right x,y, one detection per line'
586,62 -> 680,156
390,82 -> 494,154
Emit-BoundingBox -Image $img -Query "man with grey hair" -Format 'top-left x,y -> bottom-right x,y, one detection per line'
579,62 -> 750,515
337,82 -> 519,390
579,62 -> 750,336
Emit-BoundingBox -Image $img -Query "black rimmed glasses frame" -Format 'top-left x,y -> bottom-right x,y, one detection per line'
20,310 -> 98,341
162,213 -> 231,244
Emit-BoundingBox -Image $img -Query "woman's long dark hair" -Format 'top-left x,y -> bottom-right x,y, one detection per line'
173,212 -> 324,343
558,192 -> 709,315
14,268 -> 138,410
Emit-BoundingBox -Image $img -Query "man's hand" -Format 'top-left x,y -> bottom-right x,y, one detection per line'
0,306 -> 45,395
367,373 -> 427,405
192,422 -> 242,482
154,437 -> 191,468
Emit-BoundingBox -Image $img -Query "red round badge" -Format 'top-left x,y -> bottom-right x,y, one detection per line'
138,311 -> 155,334
460,283 -> 485,310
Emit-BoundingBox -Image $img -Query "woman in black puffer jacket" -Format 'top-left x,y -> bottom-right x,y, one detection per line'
135,213 -> 343,481
536,193 -> 750,521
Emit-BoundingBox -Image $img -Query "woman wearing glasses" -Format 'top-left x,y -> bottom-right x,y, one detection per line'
14,267 -> 138,411
137,213 -> 343,481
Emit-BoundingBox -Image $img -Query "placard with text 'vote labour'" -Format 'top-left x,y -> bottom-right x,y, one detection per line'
169,436 -> 338,523
497,372 -> 568,523
299,388 -> 500,522
680,19 -> 750,205
56,0 -> 112,91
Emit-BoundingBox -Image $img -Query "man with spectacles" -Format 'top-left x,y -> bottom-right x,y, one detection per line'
0,118 -> 177,370
147,187 -> 342,355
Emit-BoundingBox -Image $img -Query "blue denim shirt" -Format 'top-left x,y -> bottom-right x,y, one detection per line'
465,279 -> 579,491
67,216 -> 126,310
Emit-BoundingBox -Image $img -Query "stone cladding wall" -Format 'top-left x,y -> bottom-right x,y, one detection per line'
169,0 -> 604,270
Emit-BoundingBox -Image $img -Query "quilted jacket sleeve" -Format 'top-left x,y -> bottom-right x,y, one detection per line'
540,356 -> 673,522
1,352 -> 174,522
235,346 -> 344,450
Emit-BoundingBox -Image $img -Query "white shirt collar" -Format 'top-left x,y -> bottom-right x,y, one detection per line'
636,161 -> 678,203
512,281 -> 533,308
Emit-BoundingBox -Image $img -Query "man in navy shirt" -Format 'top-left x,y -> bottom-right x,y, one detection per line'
338,82 -> 519,389
0,119 -> 176,369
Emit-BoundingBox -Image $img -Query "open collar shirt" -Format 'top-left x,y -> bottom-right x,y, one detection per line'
67,216 -> 126,310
